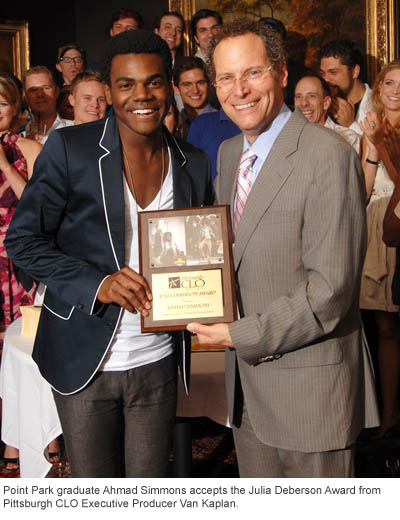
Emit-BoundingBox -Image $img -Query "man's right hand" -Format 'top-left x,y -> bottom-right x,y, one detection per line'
97,266 -> 152,316
330,97 -> 355,127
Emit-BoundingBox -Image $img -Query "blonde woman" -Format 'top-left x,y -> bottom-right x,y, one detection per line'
360,60 -> 400,438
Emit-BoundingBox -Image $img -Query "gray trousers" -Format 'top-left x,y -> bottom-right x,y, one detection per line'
53,353 -> 177,478
233,401 -> 355,478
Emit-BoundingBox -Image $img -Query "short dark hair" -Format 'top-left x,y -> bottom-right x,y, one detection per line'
57,43 -> 86,63
319,39 -> 363,70
191,9 -> 222,37
110,8 -> 143,31
101,29 -> 172,85
207,19 -> 286,84
259,17 -> 286,41
296,73 -> 331,98
173,56 -> 208,86
154,11 -> 185,31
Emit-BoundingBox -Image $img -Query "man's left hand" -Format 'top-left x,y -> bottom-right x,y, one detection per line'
187,322 -> 234,347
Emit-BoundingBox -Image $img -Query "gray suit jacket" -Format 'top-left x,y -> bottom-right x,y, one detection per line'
216,108 -> 379,452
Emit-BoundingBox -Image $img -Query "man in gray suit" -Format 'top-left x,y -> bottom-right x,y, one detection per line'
188,19 -> 379,477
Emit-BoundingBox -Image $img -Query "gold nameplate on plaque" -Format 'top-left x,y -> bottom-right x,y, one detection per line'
152,269 -> 224,321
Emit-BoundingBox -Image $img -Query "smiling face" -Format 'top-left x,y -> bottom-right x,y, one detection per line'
110,17 -> 139,37
56,49 -> 84,85
319,56 -> 358,98
24,72 -> 59,116
379,68 -> 400,115
155,15 -> 183,56
0,93 -> 16,133
213,33 -> 287,144
294,76 -> 331,124
69,80 -> 107,125
174,67 -> 208,114
105,53 -> 171,141
194,16 -> 220,55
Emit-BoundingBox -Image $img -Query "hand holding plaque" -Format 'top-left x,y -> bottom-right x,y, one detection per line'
97,266 -> 152,315
138,205 -> 237,332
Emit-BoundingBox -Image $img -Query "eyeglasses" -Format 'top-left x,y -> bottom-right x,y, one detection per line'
214,65 -> 273,93
59,57 -> 83,64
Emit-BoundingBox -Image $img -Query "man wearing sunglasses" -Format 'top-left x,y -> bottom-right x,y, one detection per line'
56,43 -> 86,86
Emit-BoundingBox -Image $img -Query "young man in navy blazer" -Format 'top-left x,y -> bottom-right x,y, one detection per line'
6,30 -> 212,477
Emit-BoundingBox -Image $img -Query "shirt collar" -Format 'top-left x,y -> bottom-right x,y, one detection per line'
195,49 -> 206,62
242,103 -> 291,162
201,104 -> 216,115
182,103 -> 215,122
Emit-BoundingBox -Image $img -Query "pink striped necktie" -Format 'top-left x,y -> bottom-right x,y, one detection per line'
233,149 -> 257,237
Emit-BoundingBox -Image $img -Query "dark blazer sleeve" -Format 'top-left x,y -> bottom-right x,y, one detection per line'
202,158 -> 213,206
5,129 -> 108,314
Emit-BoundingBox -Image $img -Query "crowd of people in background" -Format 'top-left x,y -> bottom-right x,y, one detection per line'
1,6 -> 400,477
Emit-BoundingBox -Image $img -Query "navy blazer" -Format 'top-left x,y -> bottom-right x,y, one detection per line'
5,115 -> 213,394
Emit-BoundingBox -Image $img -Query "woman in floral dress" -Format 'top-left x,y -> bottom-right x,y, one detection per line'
0,74 -> 42,469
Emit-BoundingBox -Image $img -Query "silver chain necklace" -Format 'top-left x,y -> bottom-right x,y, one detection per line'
122,134 -> 166,211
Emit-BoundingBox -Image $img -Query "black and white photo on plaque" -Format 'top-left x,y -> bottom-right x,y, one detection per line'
148,214 -> 224,268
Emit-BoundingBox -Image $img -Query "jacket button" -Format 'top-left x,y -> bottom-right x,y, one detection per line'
77,303 -> 84,309
259,355 -> 274,362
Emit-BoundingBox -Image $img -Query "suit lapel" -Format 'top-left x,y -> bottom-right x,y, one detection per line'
97,125 -> 195,270
98,116 -> 126,270
165,130 -> 193,209
233,109 -> 307,268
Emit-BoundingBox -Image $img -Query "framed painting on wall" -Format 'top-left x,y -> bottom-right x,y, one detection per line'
169,0 -> 397,84
0,21 -> 30,80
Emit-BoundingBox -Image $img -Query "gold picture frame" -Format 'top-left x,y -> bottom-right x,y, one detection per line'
169,0 -> 197,55
170,0 -> 397,84
366,0 -> 396,80
0,21 -> 30,80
